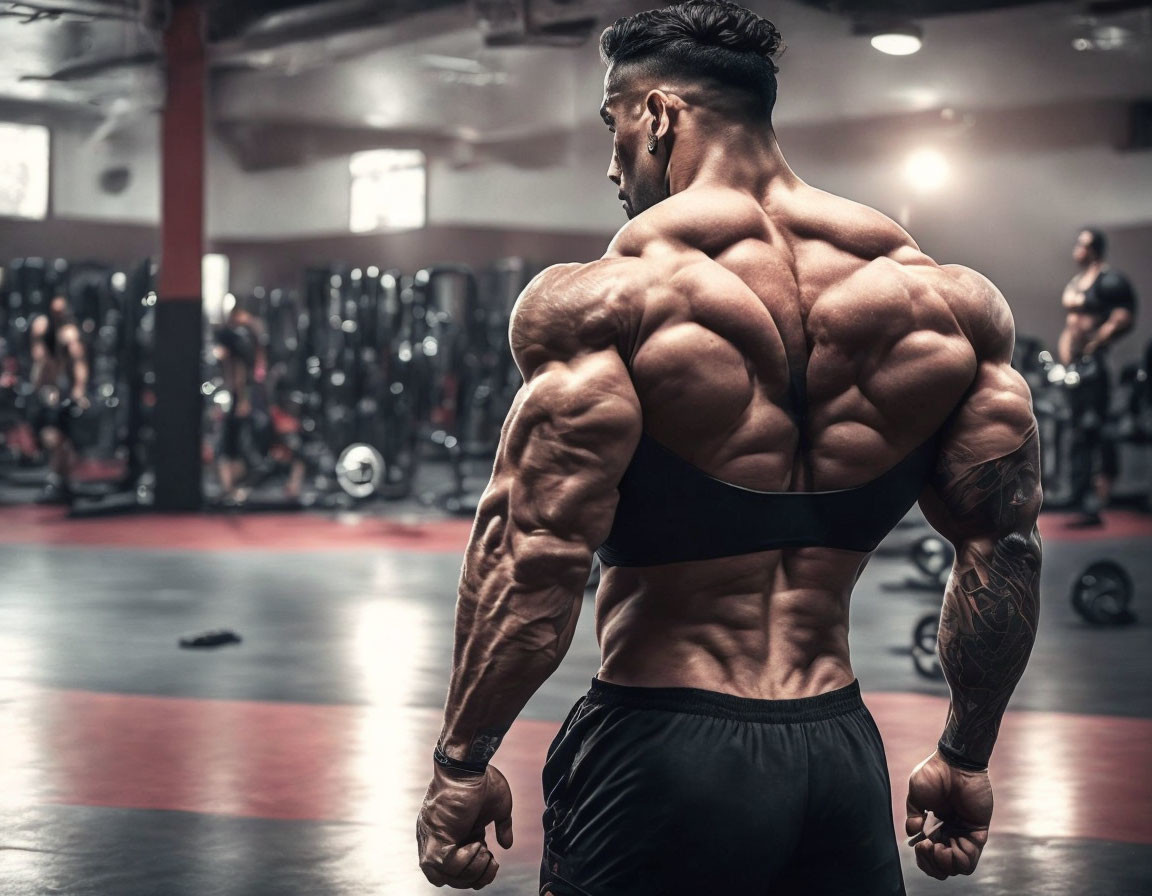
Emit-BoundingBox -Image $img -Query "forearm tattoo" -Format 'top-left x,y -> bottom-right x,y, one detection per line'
434,727 -> 507,775
932,432 -> 1042,768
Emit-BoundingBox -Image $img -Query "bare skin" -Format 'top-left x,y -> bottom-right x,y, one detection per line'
214,309 -> 266,499
30,298 -> 88,489
418,67 -> 1041,891
1058,230 -> 1134,509
1058,229 -> 1134,365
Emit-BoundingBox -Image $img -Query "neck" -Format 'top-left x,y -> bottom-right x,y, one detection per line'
667,119 -> 797,198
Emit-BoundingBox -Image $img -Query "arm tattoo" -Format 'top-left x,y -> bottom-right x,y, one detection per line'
932,432 -> 1042,768
931,432 -> 1040,533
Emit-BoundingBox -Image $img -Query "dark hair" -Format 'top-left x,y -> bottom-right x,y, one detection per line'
1083,228 -> 1107,260
600,1 -> 784,123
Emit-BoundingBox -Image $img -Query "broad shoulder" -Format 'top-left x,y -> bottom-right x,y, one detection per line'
846,258 -> 1014,361
807,244 -> 1010,369
786,189 -> 1011,356
932,265 -> 1014,362
1097,268 -> 1136,297
509,258 -> 649,375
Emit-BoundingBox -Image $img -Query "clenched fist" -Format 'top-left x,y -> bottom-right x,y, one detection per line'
905,751 -> 993,880
417,764 -> 514,889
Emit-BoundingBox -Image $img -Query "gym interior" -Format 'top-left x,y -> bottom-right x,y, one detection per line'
1,1 -> 1150,894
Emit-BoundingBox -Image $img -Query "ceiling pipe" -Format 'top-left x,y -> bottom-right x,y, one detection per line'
209,0 -> 462,47
0,0 -> 139,21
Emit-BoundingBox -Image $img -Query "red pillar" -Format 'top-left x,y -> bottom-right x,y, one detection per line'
154,0 -> 205,510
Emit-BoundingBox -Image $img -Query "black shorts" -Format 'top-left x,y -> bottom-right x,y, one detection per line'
31,401 -> 70,440
218,412 -> 252,461
540,679 -> 904,896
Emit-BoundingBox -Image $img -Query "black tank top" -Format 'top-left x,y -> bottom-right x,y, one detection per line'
1072,269 -> 1137,320
596,374 -> 940,567
596,432 -> 938,567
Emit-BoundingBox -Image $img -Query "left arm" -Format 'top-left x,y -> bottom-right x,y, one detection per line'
418,265 -> 641,890
1084,274 -> 1137,355
1083,307 -> 1133,355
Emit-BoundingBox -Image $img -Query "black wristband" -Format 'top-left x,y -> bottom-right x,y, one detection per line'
937,740 -> 989,773
433,743 -> 487,776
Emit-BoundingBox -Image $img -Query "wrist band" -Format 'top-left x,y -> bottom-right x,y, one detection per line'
937,740 -> 989,773
434,743 -> 487,776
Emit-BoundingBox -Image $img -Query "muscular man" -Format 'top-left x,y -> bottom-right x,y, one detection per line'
417,3 -> 1041,893
1059,228 -> 1136,526
29,294 -> 89,504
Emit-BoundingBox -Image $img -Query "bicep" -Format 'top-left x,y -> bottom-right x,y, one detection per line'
919,359 -> 1041,546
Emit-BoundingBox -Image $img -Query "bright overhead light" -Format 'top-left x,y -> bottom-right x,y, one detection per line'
1072,25 -> 1133,52
870,25 -> 923,56
903,148 -> 950,192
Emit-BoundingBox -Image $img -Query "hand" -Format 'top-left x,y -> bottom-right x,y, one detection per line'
905,752 -> 992,880
417,764 -> 514,889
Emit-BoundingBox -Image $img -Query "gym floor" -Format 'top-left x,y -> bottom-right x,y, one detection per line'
0,491 -> 1150,896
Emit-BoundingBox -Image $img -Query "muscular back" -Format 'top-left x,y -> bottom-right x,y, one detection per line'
495,182 -> 1033,699
605,186 -> 978,489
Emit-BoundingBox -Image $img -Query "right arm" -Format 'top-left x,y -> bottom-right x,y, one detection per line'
921,363 -> 1042,769
907,274 -> 1042,879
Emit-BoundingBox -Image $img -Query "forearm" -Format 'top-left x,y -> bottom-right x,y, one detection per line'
937,526 -> 1041,768
1088,321 -> 1125,352
1057,326 -> 1076,365
72,360 -> 89,395
438,493 -> 590,762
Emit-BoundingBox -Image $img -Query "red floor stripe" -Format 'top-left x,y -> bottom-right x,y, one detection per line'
0,505 -> 474,553
1,506 -> 1148,552
1037,509 -> 1152,542
0,685 -> 1148,856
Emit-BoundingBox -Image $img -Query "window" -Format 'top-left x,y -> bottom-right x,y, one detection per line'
202,254 -> 231,324
0,123 -> 49,220
349,149 -> 426,233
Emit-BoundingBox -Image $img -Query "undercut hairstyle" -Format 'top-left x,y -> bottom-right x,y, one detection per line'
600,0 -> 784,125
1084,228 -> 1107,260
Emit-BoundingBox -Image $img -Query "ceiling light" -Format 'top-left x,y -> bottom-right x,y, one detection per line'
903,148 -> 949,192
870,24 -> 923,56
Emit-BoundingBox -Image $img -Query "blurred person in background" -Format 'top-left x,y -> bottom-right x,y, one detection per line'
417,2 -> 1042,893
28,294 -> 88,503
1059,227 -> 1137,526
212,305 -> 265,502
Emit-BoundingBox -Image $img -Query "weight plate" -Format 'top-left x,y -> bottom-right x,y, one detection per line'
912,535 -> 954,579
914,614 -> 939,654
335,443 -> 385,499
1070,559 -> 1135,626
910,614 -> 943,680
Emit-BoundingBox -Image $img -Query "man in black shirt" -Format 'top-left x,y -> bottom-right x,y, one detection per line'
29,295 -> 89,504
1059,228 -> 1137,526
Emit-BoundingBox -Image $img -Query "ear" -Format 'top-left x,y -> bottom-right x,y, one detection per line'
644,89 -> 674,140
